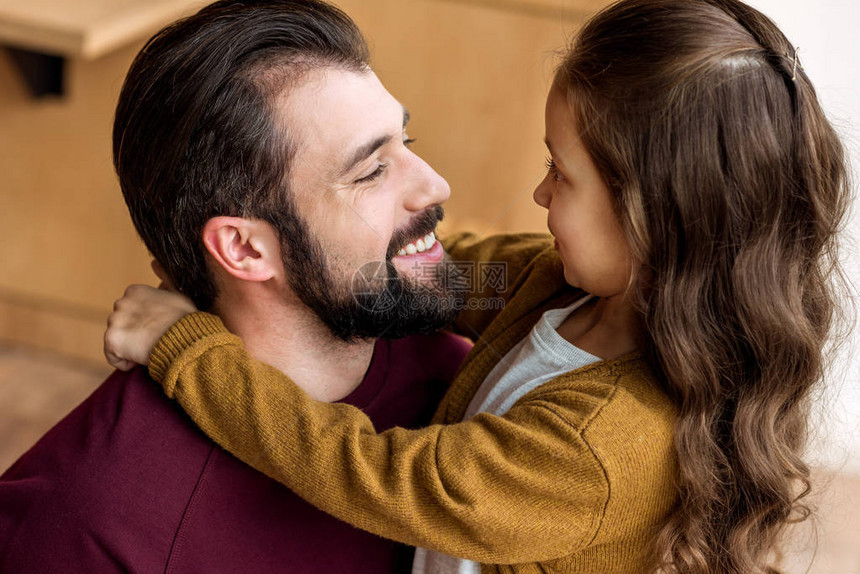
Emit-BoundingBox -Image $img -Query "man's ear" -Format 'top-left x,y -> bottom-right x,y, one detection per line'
202,217 -> 279,282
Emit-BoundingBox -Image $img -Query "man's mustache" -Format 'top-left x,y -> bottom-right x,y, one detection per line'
386,206 -> 445,261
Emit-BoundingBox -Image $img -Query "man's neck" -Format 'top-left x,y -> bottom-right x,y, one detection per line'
212,293 -> 376,403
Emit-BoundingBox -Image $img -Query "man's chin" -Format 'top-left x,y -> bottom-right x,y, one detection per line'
327,271 -> 462,342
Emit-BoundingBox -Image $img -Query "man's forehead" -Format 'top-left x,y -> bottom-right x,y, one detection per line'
274,68 -> 405,163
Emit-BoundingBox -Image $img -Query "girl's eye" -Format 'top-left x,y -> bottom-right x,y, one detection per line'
545,157 -> 563,181
355,164 -> 387,184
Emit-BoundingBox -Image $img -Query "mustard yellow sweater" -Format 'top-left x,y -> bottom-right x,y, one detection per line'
149,233 -> 678,573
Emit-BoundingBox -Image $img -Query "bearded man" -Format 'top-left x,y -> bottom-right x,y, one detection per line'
0,1 -> 470,571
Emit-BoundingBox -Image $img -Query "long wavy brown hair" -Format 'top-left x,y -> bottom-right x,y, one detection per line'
556,0 -> 850,571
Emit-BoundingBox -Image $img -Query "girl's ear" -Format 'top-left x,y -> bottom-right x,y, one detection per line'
201,217 -> 279,282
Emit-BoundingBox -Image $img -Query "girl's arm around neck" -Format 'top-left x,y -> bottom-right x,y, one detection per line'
150,312 -> 630,564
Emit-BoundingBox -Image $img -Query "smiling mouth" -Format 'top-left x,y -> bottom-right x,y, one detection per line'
387,206 -> 444,260
396,232 -> 437,256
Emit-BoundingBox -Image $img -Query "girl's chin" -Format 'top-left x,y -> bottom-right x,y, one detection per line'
562,269 -> 580,289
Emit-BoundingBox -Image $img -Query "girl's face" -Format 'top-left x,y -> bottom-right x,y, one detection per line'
534,83 -> 633,299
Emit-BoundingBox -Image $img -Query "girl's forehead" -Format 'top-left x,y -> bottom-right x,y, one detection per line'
545,85 -> 580,145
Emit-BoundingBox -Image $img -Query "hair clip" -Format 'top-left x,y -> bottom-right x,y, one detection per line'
791,46 -> 801,82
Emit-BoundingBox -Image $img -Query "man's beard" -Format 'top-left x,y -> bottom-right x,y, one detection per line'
270,202 -> 463,342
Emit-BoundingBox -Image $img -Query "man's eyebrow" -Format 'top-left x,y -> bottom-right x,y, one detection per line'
339,107 -> 412,178
342,135 -> 393,177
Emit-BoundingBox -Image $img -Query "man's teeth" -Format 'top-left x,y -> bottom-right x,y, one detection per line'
397,232 -> 436,256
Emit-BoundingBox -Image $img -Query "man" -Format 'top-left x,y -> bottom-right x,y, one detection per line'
0,1 -> 471,571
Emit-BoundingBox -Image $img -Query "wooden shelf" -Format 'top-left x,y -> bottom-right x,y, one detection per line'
0,0 -> 204,59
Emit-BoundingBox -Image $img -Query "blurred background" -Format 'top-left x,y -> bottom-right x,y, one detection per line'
0,0 -> 857,570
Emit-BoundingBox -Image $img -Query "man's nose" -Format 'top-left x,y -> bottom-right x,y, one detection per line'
402,154 -> 451,211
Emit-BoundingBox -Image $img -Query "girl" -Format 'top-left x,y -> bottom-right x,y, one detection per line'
105,0 -> 849,571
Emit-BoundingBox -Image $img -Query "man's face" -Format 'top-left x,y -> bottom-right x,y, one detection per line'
271,67 -> 462,341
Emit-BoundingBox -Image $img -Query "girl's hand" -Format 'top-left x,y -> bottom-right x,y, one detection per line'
104,284 -> 197,371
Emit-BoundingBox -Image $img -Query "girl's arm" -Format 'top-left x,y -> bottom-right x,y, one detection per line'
104,232 -> 593,564
150,312 -> 610,564
104,284 -> 197,371
442,232 -> 554,340
103,232 -> 554,371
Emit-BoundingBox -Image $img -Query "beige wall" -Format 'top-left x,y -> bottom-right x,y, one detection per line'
0,41 -> 154,362
0,0 -> 607,363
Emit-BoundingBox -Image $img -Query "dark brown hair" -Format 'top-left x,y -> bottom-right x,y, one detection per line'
113,0 -> 369,309
557,0 -> 849,571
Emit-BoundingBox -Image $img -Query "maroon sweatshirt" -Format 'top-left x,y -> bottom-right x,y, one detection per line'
0,332 -> 471,573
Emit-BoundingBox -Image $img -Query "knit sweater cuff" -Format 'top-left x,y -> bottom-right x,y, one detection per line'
149,312 -> 228,390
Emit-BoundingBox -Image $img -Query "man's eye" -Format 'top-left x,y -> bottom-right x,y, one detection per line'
404,138 -> 416,148
355,164 -> 387,184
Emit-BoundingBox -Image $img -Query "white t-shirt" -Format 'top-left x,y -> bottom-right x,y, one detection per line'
412,296 -> 600,574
